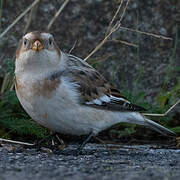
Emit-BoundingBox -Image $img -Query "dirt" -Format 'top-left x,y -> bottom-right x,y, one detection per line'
0,143 -> 180,180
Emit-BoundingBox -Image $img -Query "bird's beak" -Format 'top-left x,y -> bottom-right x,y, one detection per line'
32,40 -> 43,52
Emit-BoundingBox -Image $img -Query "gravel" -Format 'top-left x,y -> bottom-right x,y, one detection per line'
0,143 -> 180,180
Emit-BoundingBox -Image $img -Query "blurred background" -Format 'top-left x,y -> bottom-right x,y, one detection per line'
0,0 -> 179,144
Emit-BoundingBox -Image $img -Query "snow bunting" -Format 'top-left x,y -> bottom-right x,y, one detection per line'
15,31 -> 175,152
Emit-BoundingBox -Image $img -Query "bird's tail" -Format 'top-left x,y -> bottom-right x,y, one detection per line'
126,113 -> 176,137
143,117 -> 176,137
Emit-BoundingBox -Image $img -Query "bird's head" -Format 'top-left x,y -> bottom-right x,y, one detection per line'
15,31 -> 61,73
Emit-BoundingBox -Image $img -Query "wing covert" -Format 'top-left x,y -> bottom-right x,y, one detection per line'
49,53 -> 146,112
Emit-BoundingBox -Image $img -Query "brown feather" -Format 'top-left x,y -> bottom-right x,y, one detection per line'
15,76 -> 61,99
61,53 -> 146,112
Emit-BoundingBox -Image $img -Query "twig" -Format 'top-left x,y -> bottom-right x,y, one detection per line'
108,39 -> 138,48
119,0 -> 130,24
84,23 -> 121,61
84,0 -> 131,61
69,40 -> 77,53
0,73 -> 10,93
23,0 -> 40,34
143,100 -> 180,117
106,0 -> 123,36
0,0 -> 40,39
55,134 -> 65,145
47,0 -> 69,31
0,138 -> 34,146
88,53 -> 114,64
0,0 -> 3,33
10,81 -> 15,91
119,26 -> 173,40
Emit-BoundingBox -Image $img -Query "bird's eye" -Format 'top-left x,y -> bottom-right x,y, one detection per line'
24,38 -> 27,46
49,38 -> 53,45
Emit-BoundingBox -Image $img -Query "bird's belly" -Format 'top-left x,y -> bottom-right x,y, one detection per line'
16,90 -> 124,135
17,95 -> 91,135
16,78 -> 140,136
33,99 -> 95,135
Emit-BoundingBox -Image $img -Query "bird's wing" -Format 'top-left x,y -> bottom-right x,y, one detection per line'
54,53 -> 146,112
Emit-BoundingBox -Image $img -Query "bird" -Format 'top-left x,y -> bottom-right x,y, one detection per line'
15,31 -> 175,153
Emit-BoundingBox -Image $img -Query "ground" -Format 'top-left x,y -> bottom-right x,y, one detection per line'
0,143 -> 180,180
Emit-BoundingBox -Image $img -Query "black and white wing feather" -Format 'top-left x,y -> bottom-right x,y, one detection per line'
62,53 -> 146,112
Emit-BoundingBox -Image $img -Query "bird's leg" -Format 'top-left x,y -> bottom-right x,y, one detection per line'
76,131 -> 95,154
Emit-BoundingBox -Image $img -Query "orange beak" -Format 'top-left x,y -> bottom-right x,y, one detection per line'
32,40 -> 43,52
